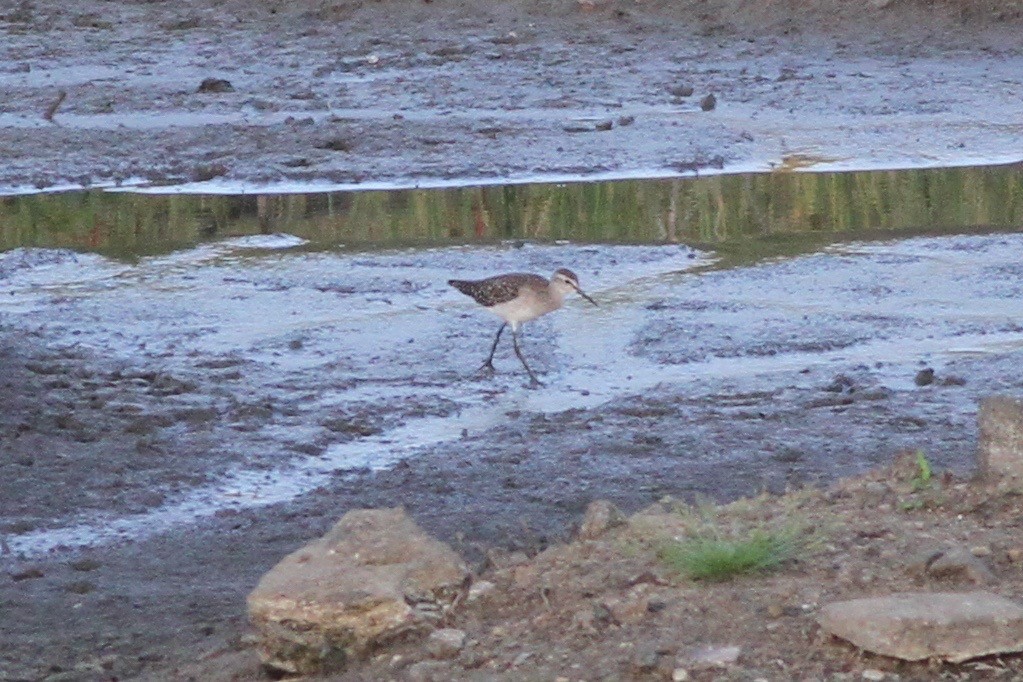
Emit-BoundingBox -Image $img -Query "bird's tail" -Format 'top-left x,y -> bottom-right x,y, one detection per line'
448,279 -> 475,296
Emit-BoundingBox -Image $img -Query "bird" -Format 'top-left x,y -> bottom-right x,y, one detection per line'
448,268 -> 598,386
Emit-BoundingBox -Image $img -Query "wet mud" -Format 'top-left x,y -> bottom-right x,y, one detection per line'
2,231 -> 1023,679
2,0 -> 1023,193
3,0 -> 1023,678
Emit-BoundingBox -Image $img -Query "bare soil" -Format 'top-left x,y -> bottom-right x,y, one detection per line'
3,1 -> 1023,681
150,456 -> 1023,682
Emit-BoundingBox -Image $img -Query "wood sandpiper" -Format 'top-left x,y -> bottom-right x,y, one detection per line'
448,268 -> 598,386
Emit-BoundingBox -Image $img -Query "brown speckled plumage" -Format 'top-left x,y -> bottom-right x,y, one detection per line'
448,272 -> 549,308
448,268 -> 595,386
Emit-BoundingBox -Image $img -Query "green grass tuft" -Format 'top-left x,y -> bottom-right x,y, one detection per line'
910,450 -> 933,491
658,526 -> 809,582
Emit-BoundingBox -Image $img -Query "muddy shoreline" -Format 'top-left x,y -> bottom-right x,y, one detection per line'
2,0 -> 1023,193
3,231 -> 1023,680
3,1 -> 1023,680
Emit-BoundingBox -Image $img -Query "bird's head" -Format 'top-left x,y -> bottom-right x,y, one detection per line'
552,268 -> 598,306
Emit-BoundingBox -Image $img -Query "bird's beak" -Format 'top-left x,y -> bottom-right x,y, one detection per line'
574,285 -> 598,307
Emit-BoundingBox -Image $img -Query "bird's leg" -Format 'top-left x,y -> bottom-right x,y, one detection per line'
477,323 -> 506,375
511,327 -> 543,387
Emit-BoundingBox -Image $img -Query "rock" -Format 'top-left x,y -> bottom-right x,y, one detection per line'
970,545 -> 992,557
404,660 -> 452,682
861,670 -> 886,681
631,646 -> 662,673
818,591 -> 1023,662
927,548 -> 995,585
247,507 -> 469,675
466,579 -> 496,603
671,669 -> 691,681
485,547 -> 529,569
906,547 -> 994,584
511,651 -> 532,667
605,584 -> 652,624
1007,548 -> 1023,563
978,396 -> 1023,480
196,77 -> 234,93
682,644 -> 741,668
426,628 -> 466,660
668,84 -> 694,97
913,367 -> 935,386
699,93 -> 717,111
9,566 -> 44,581
577,499 -> 626,540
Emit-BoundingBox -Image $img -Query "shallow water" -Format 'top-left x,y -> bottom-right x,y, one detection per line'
1,165 -> 1022,557
2,162 -> 1022,260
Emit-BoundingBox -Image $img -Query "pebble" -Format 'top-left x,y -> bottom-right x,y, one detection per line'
862,670 -> 886,681
196,77 -> 234,94
467,580 -> 496,602
426,628 -> 466,660
511,651 -> 533,667
631,646 -> 661,672
914,367 -> 935,386
672,668 -> 691,681
970,545 -> 992,557
1007,548 -> 1023,563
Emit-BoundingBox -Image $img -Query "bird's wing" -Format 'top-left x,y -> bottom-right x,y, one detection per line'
449,273 -> 546,307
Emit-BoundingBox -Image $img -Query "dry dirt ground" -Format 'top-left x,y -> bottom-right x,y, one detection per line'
3,1 -> 1023,681
156,455 -> 1023,682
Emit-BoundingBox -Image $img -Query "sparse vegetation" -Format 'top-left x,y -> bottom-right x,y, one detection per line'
911,449 -> 933,491
658,521 -> 815,582
899,450 -> 943,510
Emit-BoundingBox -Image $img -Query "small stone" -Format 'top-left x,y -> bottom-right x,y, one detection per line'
606,585 -> 651,624
862,482 -> 888,502
9,567 -> 44,581
617,115 -> 635,126
683,644 -> 740,668
404,660 -> 451,682
577,499 -> 626,540
668,84 -> 694,97
594,119 -> 614,132
426,628 -> 466,659
196,77 -> 234,93
861,670 -> 886,681
671,668 -> 691,681
485,548 -> 529,569
631,645 -> 662,673
970,546 -> 992,557
466,580 -> 496,603
914,368 -> 935,386
69,558 -> 101,572
699,93 -> 717,111
511,651 -> 532,667
1007,548 -> 1023,563
927,548 -> 995,585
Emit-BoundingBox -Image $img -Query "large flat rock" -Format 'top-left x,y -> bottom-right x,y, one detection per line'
247,507 -> 468,675
979,396 -> 1023,481
818,591 -> 1023,662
